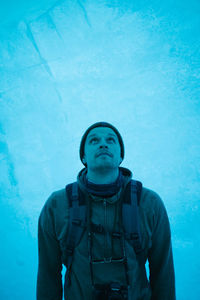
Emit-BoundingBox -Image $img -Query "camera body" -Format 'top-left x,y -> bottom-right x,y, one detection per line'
93,283 -> 128,300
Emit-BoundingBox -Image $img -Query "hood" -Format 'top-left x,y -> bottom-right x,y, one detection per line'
77,166 -> 133,203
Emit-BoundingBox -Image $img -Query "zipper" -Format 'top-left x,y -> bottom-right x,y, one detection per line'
103,198 -> 110,259
103,199 -> 106,258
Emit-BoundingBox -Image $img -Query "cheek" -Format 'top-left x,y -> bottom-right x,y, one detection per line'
114,146 -> 121,155
86,150 -> 95,159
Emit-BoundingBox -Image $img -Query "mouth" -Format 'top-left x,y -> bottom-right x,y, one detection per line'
97,152 -> 111,157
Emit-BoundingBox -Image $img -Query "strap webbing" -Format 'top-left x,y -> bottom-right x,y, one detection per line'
123,180 -> 144,265
64,183 -> 86,283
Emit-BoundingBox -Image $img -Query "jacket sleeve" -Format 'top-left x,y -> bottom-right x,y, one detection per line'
36,193 -> 63,300
147,193 -> 176,300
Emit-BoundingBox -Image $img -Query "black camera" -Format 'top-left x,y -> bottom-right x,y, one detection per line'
93,283 -> 128,300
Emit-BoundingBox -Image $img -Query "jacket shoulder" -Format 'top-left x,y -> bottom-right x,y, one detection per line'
39,186 -> 72,239
39,187 -> 68,222
139,186 -> 171,240
140,186 -> 167,214
141,186 -> 162,200
44,188 -> 67,209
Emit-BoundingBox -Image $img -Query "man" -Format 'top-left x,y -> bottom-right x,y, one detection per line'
37,121 -> 176,300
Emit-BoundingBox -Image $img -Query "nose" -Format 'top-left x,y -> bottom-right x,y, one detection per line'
99,144 -> 108,149
96,137 -> 109,147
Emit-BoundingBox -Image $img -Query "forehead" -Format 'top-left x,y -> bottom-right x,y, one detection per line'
86,127 -> 118,139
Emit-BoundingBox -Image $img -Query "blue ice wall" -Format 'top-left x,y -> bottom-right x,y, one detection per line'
0,0 -> 200,299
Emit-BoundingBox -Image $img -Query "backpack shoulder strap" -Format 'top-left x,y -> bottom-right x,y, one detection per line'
62,182 -> 86,270
122,179 -> 144,265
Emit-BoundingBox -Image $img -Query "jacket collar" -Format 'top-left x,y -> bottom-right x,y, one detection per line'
77,166 -> 133,202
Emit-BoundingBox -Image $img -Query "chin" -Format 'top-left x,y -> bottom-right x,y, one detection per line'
97,163 -> 115,170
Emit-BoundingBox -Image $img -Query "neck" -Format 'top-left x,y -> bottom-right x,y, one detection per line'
86,168 -> 119,184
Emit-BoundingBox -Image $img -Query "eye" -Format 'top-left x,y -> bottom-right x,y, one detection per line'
90,138 -> 98,143
107,137 -> 116,143
89,137 -> 115,143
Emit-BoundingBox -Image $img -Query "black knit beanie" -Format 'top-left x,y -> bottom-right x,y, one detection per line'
79,121 -> 124,167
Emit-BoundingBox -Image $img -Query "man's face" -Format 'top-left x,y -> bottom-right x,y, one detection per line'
82,127 -> 122,171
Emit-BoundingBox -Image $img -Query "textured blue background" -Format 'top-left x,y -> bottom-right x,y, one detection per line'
0,0 -> 200,299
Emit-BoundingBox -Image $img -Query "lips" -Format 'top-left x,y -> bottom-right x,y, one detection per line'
97,152 -> 111,157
